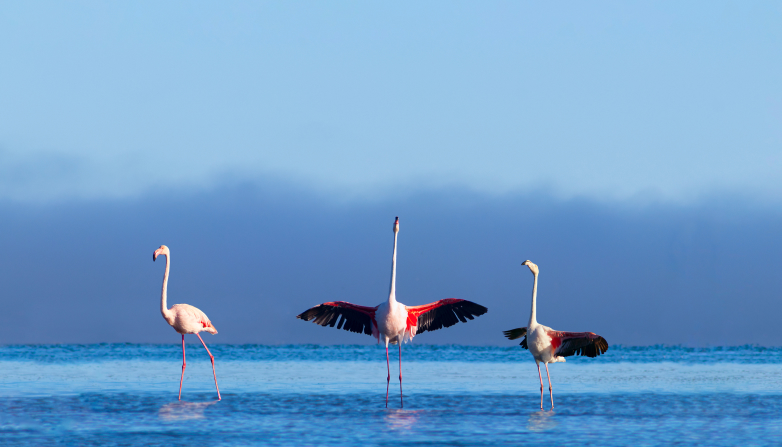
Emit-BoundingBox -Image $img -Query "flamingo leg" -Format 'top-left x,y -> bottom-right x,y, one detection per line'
544,363 -> 554,410
196,333 -> 221,401
385,343 -> 391,408
179,334 -> 186,400
536,362 -> 544,410
398,342 -> 403,408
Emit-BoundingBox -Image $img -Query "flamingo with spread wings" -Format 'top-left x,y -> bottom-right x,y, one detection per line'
153,245 -> 221,401
503,260 -> 608,410
297,217 -> 488,407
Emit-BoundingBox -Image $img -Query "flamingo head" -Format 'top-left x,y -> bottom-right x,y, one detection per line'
521,260 -> 539,275
393,216 -> 399,234
153,245 -> 170,261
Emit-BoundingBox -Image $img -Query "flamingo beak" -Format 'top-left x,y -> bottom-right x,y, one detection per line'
153,250 -> 159,261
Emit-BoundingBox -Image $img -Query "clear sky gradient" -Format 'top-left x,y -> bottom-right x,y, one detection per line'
0,3 -> 780,345
1,1 -> 780,203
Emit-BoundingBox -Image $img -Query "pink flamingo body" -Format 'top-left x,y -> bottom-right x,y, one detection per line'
297,217 -> 488,407
154,245 -> 221,401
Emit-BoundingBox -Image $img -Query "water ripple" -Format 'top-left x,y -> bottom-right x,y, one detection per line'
1,343 -> 782,364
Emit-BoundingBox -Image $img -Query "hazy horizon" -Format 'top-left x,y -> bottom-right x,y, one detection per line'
1,181 -> 779,346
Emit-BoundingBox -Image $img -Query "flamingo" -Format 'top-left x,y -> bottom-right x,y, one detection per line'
503,260 -> 608,410
297,217 -> 488,408
153,245 -> 221,401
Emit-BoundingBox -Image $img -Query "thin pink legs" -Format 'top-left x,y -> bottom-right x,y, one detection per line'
544,363 -> 554,410
536,363 -> 544,410
196,333 -> 222,401
179,335 -> 186,400
385,344 -> 391,408
398,343 -> 403,408
384,342 -> 404,408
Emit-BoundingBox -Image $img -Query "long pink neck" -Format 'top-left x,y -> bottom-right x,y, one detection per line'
161,254 -> 172,318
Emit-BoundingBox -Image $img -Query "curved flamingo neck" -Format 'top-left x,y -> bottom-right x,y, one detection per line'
388,231 -> 398,304
528,272 -> 539,327
161,254 -> 173,319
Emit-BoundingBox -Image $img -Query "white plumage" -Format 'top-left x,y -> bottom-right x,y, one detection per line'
504,260 -> 608,410
297,217 -> 488,408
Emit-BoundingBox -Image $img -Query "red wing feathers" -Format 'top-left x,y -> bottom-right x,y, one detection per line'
297,301 -> 379,339
547,331 -> 609,358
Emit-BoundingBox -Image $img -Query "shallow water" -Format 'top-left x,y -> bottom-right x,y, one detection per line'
1,344 -> 781,446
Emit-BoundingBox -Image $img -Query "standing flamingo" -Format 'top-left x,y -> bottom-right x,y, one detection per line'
153,245 -> 221,401
297,217 -> 488,408
503,260 -> 607,410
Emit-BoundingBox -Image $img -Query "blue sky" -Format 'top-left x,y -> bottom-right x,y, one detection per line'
1,1 -> 780,203
1,2 -> 781,345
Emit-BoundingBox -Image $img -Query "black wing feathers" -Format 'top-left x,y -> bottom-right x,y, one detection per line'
297,304 -> 374,336
503,327 -> 529,349
416,300 -> 488,334
557,335 -> 609,358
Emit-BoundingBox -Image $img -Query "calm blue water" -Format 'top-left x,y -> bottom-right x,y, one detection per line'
2,344 -> 781,446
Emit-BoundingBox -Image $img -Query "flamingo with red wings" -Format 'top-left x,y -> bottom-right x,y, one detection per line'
503,260 -> 608,410
297,217 -> 488,407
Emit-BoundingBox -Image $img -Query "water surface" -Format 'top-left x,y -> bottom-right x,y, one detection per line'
1,344 -> 780,446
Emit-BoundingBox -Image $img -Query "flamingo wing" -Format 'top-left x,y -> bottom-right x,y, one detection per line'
503,327 -> 528,349
296,301 -> 379,337
171,303 -> 218,333
503,327 -> 527,340
406,298 -> 488,335
548,331 -> 608,358
187,307 -> 214,329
